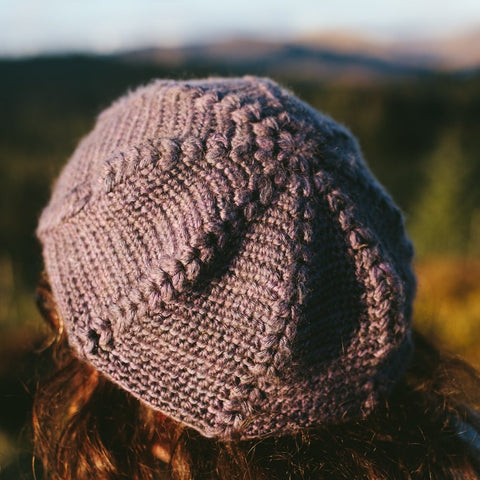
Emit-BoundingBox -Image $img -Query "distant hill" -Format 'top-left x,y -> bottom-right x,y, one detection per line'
298,28 -> 480,71
119,30 -> 480,81
119,40 -> 432,82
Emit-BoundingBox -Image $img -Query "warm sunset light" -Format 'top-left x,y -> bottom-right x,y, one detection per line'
1,2 -> 480,478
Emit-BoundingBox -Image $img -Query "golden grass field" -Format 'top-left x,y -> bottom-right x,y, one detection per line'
414,257 -> 480,368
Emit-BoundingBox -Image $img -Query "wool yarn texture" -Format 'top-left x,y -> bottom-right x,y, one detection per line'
37,76 -> 416,439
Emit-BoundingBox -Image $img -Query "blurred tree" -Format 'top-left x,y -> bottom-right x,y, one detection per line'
408,131 -> 472,257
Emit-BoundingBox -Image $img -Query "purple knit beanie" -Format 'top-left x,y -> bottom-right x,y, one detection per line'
37,76 -> 415,439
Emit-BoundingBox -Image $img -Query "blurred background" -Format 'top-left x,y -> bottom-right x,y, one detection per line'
1,0 -> 480,477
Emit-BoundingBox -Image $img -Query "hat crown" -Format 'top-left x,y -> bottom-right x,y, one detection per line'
37,76 -> 415,439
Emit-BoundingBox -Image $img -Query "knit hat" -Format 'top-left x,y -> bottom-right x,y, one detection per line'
37,76 -> 416,439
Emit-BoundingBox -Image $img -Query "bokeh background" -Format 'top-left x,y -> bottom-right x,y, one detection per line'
1,1 -> 480,477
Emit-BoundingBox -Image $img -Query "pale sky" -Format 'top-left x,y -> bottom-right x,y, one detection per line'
1,0 -> 480,57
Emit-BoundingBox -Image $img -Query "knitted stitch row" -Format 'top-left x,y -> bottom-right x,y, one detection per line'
37,76 -> 416,439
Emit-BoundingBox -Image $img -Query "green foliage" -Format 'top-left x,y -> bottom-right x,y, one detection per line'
0,57 -> 480,288
408,131 -> 472,256
0,55 -> 478,317
0,55 -> 478,309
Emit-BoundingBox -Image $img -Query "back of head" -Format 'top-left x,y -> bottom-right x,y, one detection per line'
34,77 -> 480,479
37,76 -> 415,439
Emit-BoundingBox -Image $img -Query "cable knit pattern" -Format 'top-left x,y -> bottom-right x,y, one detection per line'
37,76 -> 416,439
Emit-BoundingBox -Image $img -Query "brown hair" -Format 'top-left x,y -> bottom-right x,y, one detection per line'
33,273 -> 480,479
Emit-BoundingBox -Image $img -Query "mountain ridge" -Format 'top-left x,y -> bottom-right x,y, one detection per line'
118,30 -> 480,81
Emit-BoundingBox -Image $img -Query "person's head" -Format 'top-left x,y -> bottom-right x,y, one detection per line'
34,77 -> 480,479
